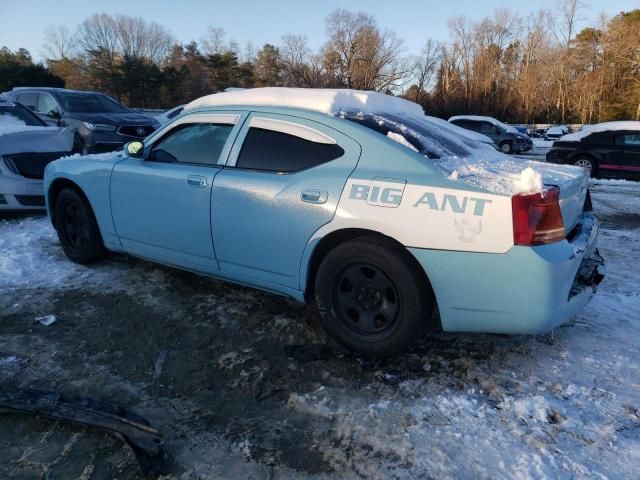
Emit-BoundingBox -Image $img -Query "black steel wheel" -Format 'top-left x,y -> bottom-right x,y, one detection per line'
315,235 -> 434,357
54,188 -> 105,264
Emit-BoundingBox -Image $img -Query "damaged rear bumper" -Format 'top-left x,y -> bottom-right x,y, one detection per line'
408,211 -> 604,334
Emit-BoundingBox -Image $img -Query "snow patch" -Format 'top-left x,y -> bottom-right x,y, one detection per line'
386,131 -> 418,151
512,167 -> 543,194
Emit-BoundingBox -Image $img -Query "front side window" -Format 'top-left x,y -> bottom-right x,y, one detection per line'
37,94 -> 60,115
236,127 -> 345,173
479,122 -> 497,134
150,123 -> 233,166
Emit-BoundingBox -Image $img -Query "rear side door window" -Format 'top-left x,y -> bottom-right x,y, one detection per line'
16,93 -> 37,111
149,123 -> 234,166
235,120 -> 345,173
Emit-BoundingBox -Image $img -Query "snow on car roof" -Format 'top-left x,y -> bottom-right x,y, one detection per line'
449,115 -> 520,134
561,121 -> 640,141
186,88 -> 582,195
185,87 -> 425,118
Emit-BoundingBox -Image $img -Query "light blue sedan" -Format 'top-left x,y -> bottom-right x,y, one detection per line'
44,88 -> 604,357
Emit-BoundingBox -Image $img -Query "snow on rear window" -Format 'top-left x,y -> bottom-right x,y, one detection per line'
387,131 -> 418,152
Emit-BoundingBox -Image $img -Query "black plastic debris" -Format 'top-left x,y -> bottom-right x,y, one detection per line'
0,388 -> 166,478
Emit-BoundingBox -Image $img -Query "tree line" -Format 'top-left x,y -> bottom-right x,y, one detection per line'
1,1 -> 638,123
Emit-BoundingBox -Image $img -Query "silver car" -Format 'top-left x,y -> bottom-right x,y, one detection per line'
0,97 -> 76,210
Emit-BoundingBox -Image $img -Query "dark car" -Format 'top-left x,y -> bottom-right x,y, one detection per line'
546,122 -> 640,179
4,87 -> 159,154
448,115 -> 533,154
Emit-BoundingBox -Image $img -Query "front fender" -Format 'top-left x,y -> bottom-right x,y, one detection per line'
45,152 -> 124,249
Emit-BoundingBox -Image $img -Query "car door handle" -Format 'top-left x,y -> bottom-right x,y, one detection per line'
301,189 -> 328,204
187,175 -> 207,188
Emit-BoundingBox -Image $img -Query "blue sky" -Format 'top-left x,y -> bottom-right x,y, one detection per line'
1,0 -> 638,61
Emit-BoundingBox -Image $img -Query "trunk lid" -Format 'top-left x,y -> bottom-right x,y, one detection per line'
539,165 -> 590,235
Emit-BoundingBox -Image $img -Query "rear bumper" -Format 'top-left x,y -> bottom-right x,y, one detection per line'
409,211 -> 604,334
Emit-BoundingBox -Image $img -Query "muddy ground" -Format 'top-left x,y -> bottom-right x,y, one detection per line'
1,180 -> 639,479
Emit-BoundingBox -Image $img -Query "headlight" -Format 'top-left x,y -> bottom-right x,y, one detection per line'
82,122 -> 117,132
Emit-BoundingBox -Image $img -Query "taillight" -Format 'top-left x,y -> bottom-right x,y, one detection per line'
512,187 -> 565,245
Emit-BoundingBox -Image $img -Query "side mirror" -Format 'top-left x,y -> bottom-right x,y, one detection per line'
125,141 -> 145,158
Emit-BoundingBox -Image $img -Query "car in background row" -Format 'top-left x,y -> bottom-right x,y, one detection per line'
546,121 -> 640,179
3,87 -> 159,154
545,125 -> 570,140
0,96 -> 77,210
156,104 -> 184,125
448,115 -> 533,154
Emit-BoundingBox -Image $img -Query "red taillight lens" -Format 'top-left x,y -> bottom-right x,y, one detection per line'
512,187 -> 565,245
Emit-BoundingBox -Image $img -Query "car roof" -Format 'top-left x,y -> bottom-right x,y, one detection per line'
9,87 -> 107,96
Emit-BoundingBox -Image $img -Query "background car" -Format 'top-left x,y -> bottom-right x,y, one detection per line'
4,87 -> 159,154
546,121 -> 640,179
545,125 -> 570,140
156,105 -> 184,125
448,115 -> 533,154
0,96 -> 77,209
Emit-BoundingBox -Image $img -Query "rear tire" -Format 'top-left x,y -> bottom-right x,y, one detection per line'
315,236 -> 434,357
54,188 -> 105,264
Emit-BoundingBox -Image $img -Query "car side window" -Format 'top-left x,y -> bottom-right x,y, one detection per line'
150,123 -> 233,166
236,127 -> 345,173
615,134 -> 640,146
479,122 -> 497,134
37,94 -> 60,115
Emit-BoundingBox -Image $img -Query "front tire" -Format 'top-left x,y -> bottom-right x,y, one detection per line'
574,157 -> 597,177
500,141 -> 513,154
315,236 -> 434,357
54,188 -> 105,264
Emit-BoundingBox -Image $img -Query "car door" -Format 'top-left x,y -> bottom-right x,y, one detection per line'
212,112 -> 361,289
110,112 -> 243,273
614,133 -> 640,177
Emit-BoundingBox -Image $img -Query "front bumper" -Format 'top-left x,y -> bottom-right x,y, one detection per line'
409,211 -> 604,334
0,176 -> 45,210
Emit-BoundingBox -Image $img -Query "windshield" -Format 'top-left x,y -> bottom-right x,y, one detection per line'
55,92 -> 129,113
0,104 -> 46,126
343,112 -> 492,159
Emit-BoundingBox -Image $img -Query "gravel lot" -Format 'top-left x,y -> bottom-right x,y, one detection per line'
1,180 -> 639,479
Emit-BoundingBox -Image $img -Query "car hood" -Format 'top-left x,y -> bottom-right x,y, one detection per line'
0,126 -> 75,156
68,111 -> 154,126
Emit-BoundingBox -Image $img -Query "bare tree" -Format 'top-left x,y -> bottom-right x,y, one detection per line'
201,27 -> 227,55
323,9 -> 409,91
42,26 -> 76,60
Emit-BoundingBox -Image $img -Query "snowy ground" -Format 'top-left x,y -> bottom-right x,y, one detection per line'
0,180 -> 639,479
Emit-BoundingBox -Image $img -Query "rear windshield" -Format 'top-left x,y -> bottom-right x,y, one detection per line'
55,92 -> 129,113
0,104 -> 46,126
342,112 -> 485,159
